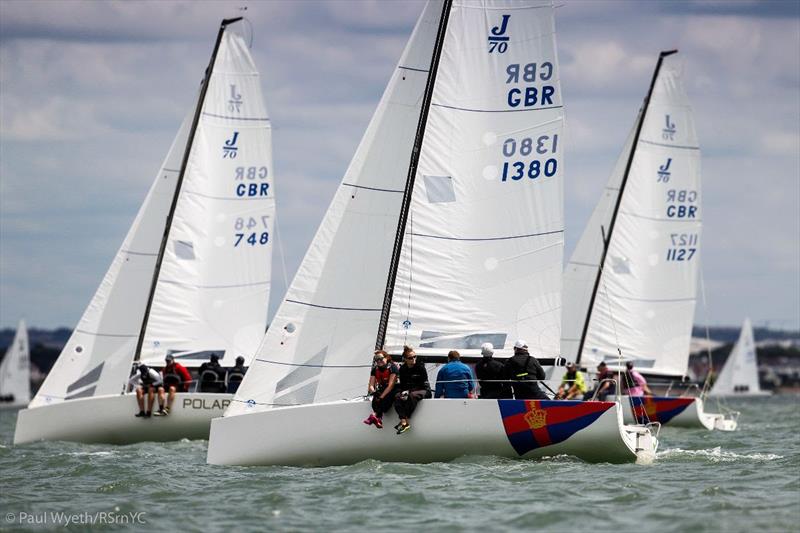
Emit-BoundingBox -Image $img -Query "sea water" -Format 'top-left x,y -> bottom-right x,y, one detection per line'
1,396 -> 798,531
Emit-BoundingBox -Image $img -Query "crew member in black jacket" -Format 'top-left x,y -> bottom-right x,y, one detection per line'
475,342 -> 512,399
504,340 -> 548,400
394,346 -> 431,434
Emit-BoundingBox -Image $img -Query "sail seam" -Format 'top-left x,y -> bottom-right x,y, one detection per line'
201,112 -> 271,122
431,103 -> 563,113
159,279 -> 270,289
342,182 -> 404,193
123,250 -> 158,257
255,358 -> 372,369
75,329 -> 137,338
410,228 -> 563,241
639,139 -> 699,151
398,66 -> 429,73
286,299 -> 381,312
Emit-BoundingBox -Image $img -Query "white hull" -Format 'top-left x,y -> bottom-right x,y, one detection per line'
708,391 -> 772,398
14,393 -> 231,445
207,399 -> 657,466
619,395 -> 738,432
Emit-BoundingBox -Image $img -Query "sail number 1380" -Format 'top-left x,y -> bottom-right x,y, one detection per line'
500,134 -> 558,182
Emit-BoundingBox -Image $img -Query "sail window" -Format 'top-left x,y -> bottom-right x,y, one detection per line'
174,240 -> 196,260
423,175 -> 455,204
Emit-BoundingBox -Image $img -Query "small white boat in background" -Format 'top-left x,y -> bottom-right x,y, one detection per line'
208,0 -> 657,467
0,320 -> 30,410
15,17 -> 275,445
709,318 -> 771,398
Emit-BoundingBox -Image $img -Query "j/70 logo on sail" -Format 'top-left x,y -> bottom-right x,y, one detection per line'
662,115 -> 676,140
223,132 -> 239,158
488,15 -> 510,53
228,84 -> 243,113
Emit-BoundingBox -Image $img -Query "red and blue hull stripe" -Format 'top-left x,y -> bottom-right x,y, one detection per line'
629,396 -> 694,425
498,400 -> 614,456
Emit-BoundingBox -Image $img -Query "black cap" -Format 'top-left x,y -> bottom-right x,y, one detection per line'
210,353 -> 220,362
235,356 -> 245,365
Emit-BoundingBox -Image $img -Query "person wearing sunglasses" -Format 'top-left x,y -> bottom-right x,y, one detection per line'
393,346 -> 431,434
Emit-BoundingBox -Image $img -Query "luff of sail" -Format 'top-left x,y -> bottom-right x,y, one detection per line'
564,52 -> 701,377
226,1 -> 445,416
139,28 -> 275,367
0,319 -> 30,407
384,1 -> 564,359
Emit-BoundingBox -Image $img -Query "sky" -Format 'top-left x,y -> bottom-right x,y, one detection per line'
0,0 -> 798,332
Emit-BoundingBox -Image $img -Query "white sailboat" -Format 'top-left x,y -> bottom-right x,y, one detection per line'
208,0 -> 657,467
0,320 -> 30,410
561,50 -> 735,431
14,17 -> 275,444
709,318 -> 771,397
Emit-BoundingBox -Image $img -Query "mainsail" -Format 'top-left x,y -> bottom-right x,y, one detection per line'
30,18 -> 273,407
561,51 -> 701,377
709,318 -> 764,396
228,0 -> 564,416
0,320 -> 30,407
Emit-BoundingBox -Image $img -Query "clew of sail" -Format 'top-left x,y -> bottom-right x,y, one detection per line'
139,29 -> 274,367
0,319 -> 30,406
384,1 -> 564,359
567,53 -> 701,376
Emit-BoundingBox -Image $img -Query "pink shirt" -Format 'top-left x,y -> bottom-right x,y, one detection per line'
627,370 -> 647,396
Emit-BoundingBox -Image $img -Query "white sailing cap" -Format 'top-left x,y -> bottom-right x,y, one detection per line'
514,339 -> 527,349
480,343 -> 494,356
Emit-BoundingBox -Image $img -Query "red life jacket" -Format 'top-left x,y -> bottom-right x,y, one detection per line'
374,365 -> 392,388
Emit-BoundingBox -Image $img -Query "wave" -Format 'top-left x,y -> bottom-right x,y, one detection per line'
657,446 -> 783,462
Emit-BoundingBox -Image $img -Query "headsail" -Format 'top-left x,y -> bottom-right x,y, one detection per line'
30,18 -> 273,407
0,319 -> 30,407
562,52 -> 701,377
228,0 -> 563,417
709,318 -> 763,396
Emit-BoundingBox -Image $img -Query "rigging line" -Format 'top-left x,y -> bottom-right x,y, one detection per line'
574,49 -> 677,366
403,211 -> 414,346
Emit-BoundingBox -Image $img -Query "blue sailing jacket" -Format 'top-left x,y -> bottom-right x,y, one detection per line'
434,361 -> 476,399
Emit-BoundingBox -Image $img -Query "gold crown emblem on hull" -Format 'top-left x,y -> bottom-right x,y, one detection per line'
524,408 -> 547,430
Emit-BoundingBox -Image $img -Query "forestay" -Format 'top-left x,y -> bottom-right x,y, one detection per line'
0,320 -> 30,406
565,53 -> 701,376
386,0 -> 564,358
140,29 -> 274,367
709,318 -> 762,396
227,1 -> 444,416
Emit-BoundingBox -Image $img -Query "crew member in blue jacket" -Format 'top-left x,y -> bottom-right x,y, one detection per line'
434,350 -> 476,399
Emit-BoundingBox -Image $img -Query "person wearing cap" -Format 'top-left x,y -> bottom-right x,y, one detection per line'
503,340 -> 548,400
363,350 -> 398,429
475,343 -> 512,399
583,361 -> 616,401
128,364 -> 163,418
555,362 -> 587,400
198,353 -> 226,393
621,361 -> 652,397
157,354 -> 193,416
393,346 -> 432,434
225,356 -> 248,393
434,350 -> 475,399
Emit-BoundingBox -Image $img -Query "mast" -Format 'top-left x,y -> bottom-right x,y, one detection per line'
574,49 -> 677,365
375,0 -> 452,350
133,17 -> 243,364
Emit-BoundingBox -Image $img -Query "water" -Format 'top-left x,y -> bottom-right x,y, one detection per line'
1,396 -> 798,531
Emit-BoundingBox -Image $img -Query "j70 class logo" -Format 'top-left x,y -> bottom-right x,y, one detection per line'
488,14 -> 510,53
228,84 -> 243,113
662,114 -> 676,141
223,131 -> 240,158
657,157 -> 672,182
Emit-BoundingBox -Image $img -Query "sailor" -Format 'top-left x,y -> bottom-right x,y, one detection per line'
225,356 -> 248,393
198,353 -> 226,393
622,361 -> 652,397
434,350 -> 475,399
157,354 -> 192,416
363,350 -> 398,429
129,364 -> 163,418
504,340 -> 548,400
555,362 -> 587,399
475,342 -> 512,399
583,361 -> 616,401
393,346 -> 431,434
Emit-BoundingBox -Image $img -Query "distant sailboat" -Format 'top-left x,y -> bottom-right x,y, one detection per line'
561,50 -> 735,431
15,17 -> 275,444
0,320 -> 30,409
709,318 -> 771,397
208,0 -> 657,467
